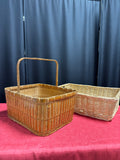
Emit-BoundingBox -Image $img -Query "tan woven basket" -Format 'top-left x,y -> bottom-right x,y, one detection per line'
59,83 -> 120,121
5,58 -> 76,136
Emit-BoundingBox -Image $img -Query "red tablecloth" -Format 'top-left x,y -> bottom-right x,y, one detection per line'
0,103 -> 120,160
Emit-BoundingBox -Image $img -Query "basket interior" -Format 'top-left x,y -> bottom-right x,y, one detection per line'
9,84 -> 72,98
61,84 -> 119,98
20,86 -> 70,98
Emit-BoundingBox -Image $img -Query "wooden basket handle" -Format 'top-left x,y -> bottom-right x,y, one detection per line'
17,57 -> 58,92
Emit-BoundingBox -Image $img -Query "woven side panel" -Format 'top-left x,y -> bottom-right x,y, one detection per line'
111,97 -> 119,118
60,83 -> 119,98
75,94 -> 118,121
5,90 -> 75,136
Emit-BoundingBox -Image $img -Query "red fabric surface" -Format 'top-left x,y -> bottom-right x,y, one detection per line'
0,103 -> 120,160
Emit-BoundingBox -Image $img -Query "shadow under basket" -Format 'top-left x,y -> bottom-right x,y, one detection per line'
59,83 -> 120,121
5,83 -> 76,136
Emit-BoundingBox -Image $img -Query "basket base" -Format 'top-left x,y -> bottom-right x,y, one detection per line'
8,115 -> 73,136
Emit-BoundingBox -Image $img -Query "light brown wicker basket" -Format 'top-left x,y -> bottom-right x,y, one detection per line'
5,58 -> 76,136
59,83 -> 120,121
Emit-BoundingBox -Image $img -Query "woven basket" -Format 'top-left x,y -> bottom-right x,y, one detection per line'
59,83 -> 120,121
5,58 -> 76,136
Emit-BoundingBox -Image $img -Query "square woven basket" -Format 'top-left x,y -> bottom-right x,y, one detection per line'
5,58 -> 76,136
59,83 -> 120,121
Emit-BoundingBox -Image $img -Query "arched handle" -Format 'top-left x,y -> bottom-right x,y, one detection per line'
17,57 -> 58,92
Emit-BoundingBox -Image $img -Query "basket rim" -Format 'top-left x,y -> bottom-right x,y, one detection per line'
59,83 -> 120,100
5,83 -> 76,103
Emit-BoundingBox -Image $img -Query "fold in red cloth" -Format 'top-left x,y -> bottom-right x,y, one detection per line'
0,104 -> 120,160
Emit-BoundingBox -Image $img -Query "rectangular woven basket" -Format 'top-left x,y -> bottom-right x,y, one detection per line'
5,58 -> 76,136
59,83 -> 120,121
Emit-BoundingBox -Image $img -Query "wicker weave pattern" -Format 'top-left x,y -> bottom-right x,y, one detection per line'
5,84 -> 76,136
5,58 -> 76,136
59,83 -> 120,121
